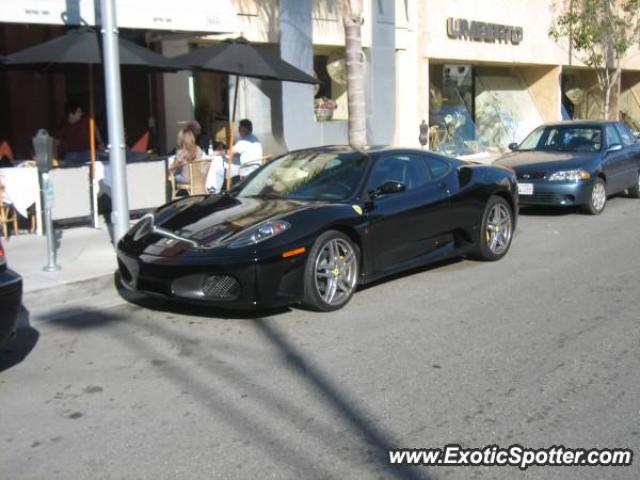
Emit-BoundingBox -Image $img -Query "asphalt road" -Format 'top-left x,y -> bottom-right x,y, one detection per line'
2,195 -> 639,480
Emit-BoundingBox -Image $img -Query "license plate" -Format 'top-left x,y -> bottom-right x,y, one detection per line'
518,182 -> 534,195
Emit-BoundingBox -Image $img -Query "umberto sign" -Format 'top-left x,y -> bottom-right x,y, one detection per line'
446,18 -> 524,45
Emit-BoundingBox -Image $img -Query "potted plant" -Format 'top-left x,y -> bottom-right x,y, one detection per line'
314,97 -> 337,121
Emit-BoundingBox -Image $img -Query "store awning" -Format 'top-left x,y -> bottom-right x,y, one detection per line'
0,0 -> 238,33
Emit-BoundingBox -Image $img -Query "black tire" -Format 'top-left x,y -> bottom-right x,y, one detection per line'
302,230 -> 360,312
582,177 -> 607,215
472,195 -> 514,261
628,171 -> 640,199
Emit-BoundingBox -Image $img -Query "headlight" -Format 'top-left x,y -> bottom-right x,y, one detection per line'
548,170 -> 591,181
228,220 -> 291,248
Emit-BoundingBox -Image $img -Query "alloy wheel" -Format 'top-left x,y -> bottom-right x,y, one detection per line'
591,181 -> 606,211
485,203 -> 512,255
314,238 -> 358,306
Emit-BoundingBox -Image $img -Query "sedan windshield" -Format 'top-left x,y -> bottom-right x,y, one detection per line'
235,150 -> 368,201
519,126 -> 602,153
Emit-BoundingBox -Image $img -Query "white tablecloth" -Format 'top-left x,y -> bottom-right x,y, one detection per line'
0,166 -> 39,218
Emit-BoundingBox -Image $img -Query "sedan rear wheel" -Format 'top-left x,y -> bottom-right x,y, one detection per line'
583,178 -> 607,215
472,196 -> 514,261
302,231 -> 359,312
628,171 -> 640,199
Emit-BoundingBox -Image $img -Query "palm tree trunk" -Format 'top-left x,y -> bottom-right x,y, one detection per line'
343,0 -> 367,148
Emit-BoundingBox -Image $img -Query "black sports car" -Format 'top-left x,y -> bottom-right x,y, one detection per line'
0,239 -> 23,347
495,120 -> 640,214
117,146 -> 517,311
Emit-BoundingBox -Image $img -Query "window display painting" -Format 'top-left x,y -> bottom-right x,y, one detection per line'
429,64 -> 481,157
474,75 -> 544,151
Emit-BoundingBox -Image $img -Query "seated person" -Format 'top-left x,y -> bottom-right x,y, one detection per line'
55,100 -> 104,166
233,119 -> 263,176
169,128 -> 204,184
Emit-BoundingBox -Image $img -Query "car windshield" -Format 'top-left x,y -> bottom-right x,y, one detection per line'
235,150 -> 368,201
519,126 -> 602,153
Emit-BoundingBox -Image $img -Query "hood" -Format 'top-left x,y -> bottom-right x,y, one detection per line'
495,151 -> 600,171
128,194 -> 311,254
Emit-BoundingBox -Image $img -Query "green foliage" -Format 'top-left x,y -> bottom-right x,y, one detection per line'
549,0 -> 640,116
549,0 -> 640,68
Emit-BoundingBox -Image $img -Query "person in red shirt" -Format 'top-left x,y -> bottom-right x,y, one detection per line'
55,100 -> 104,166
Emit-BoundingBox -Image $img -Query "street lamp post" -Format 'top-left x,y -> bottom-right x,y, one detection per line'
100,0 -> 130,243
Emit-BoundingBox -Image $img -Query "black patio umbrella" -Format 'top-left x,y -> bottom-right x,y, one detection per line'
4,29 -> 186,225
4,29 -> 184,72
174,36 -> 319,189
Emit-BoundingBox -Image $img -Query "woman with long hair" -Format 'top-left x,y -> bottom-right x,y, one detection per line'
170,128 -> 203,184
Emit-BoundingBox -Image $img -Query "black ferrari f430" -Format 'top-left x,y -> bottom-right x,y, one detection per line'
117,146 -> 518,311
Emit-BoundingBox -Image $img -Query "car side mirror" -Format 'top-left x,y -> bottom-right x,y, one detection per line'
606,143 -> 622,154
508,142 -> 519,151
370,181 -> 406,198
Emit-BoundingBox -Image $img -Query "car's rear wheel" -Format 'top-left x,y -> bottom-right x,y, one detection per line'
628,171 -> 640,199
583,177 -> 607,214
302,230 -> 359,312
472,196 -> 514,261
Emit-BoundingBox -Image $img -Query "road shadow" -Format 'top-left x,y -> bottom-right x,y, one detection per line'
0,307 -> 39,372
518,193 -> 632,216
518,205 -> 579,216
359,256 -> 465,293
30,300 -> 434,478
252,319 -> 433,480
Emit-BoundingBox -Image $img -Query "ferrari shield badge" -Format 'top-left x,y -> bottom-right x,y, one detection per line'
352,205 -> 363,216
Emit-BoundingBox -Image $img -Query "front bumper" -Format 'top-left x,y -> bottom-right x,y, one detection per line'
0,269 -> 22,347
517,179 -> 592,206
116,246 -> 308,310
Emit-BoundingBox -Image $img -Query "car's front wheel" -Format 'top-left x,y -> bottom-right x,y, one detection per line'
628,171 -> 640,199
472,196 -> 514,261
583,177 -> 607,215
302,230 -> 359,312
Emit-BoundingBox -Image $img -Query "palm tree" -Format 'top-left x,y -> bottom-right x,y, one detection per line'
342,0 -> 367,147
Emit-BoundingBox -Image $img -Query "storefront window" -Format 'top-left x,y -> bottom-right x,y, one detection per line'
313,48 -> 348,122
428,64 -> 480,156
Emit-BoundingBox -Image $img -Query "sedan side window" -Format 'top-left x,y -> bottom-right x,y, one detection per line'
615,122 -> 634,146
605,124 -> 622,147
368,154 -> 431,193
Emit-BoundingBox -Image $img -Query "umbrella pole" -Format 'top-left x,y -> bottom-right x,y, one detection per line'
226,74 -> 240,191
89,65 -> 99,228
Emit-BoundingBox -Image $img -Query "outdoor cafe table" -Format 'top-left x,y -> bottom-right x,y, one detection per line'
0,165 -> 43,235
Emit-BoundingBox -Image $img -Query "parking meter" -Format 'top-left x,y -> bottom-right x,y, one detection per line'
419,120 -> 429,149
33,129 -> 60,271
33,129 -> 54,173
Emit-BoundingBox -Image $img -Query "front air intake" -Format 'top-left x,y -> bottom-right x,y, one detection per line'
201,275 -> 241,300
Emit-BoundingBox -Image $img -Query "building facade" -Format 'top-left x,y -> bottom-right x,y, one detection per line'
2,0 -> 640,160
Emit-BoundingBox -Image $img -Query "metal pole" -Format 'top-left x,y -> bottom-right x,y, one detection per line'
100,0 -> 129,243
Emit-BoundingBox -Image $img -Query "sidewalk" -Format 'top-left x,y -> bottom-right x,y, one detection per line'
3,224 -> 117,294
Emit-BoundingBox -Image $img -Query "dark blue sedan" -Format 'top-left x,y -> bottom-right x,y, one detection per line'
495,121 -> 640,214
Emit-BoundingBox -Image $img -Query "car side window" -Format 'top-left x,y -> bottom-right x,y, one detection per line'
605,125 -> 622,147
615,122 -> 634,146
367,154 -> 431,193
424,156 -> 451,180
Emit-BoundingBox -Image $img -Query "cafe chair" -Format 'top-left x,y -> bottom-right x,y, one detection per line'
0,184 -> 19,240
170,159 -> 212,199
